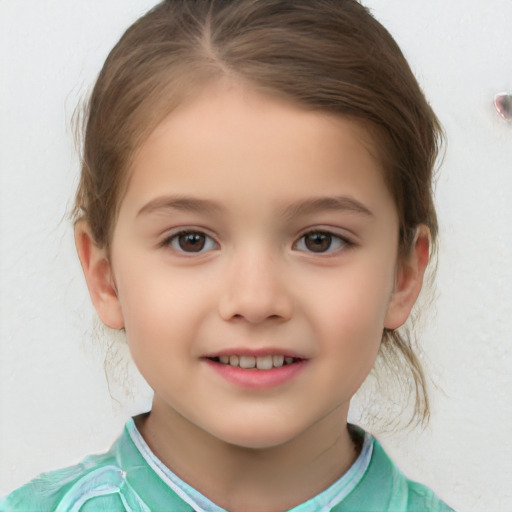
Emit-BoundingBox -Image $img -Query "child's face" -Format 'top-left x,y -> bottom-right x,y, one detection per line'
84,82 -> 424,449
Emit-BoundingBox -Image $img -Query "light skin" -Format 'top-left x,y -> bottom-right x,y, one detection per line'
76,82 -> 429,512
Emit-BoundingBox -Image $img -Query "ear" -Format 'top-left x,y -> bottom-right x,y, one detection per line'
74,220 -> 125,330
384,225 -> 430,330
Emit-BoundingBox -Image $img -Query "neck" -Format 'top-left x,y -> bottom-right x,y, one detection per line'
136,399 -> 359,512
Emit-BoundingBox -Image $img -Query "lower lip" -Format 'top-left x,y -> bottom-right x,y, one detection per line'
205,359 -> 307,389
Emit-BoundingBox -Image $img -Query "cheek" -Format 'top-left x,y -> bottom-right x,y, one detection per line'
315,294 -> 386,397
114,262 -> 209,350
303,261 -> 395,365
310,262 -> 394,329
115,271 -> 205,393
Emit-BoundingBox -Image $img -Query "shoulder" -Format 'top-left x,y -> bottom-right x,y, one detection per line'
405,479 -> 454,512
0,419 -> 192,512
370,439 -> 454,511
0,440 -> 126,512
338,432 -> 454,512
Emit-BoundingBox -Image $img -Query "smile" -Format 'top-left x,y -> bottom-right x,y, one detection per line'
205,353 -> 307,389
210,355 -> 299,370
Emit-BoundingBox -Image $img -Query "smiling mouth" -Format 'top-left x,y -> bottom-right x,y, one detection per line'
208,355 -> 301,370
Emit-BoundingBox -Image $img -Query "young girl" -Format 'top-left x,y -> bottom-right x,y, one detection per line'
1,1 -> 453,510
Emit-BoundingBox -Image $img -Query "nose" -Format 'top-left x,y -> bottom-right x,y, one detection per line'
218,248 -> 293,324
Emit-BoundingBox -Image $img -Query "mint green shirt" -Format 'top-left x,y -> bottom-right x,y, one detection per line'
1,419 -> 453,511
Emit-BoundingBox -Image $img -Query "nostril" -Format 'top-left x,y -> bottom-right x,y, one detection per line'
218,280 -> 293,324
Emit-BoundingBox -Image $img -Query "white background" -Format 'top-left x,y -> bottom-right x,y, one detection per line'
1,1 -> 511,510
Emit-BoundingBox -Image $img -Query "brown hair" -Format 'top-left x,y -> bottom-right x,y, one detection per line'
74,0 -> 443,423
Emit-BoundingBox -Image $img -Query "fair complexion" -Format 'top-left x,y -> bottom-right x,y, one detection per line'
76,82 -> 429,512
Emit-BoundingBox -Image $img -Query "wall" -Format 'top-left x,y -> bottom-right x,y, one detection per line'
1,1 -> 511,510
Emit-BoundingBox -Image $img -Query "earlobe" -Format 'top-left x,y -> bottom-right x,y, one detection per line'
74,220 -> 125,330
384,225 -> 430,330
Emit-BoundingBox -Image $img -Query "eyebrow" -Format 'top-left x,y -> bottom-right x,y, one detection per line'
137,195 -> 224,217
136,194 -> 373,219
281,196 -> 374,220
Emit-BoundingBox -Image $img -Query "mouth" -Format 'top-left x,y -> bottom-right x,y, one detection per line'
204,352 -> 307,389
207,354 -> 302,370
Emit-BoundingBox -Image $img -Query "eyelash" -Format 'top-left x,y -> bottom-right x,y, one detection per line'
161,229 -> 352,255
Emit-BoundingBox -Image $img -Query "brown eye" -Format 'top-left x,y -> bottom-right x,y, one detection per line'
178,233 -> 206,252
167,231 -> 218,253
294,231 -> 349,254
304,232 -> 332,252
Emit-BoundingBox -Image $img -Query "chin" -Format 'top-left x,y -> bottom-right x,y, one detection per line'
224,435 -> 295,451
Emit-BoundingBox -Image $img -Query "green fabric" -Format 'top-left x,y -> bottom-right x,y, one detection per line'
0,421 -> 453,512
330,441 -> 453,512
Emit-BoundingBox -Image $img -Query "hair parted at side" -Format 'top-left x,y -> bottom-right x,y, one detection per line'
73,0 -> 443,424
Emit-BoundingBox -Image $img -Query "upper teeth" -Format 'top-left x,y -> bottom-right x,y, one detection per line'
218,355 -> 295,370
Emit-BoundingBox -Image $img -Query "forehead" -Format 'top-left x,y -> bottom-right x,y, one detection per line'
121,82 -> 393,219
